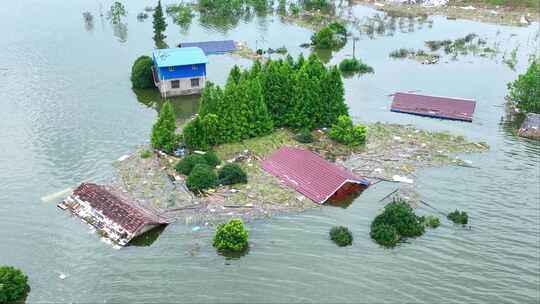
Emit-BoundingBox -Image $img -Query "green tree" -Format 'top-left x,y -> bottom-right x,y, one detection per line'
198,82 -> 223,117
153,0 -> 167,41
186,164 -> 218,192
227,65 -> 242,86
0,266 -> 29,303
320,66 -> 348,127
109,1 -> 126,25
288,68 -> 318,129
242,77 -> 273,137
213,219 -> 249,252
151,101 -> 177,153
130,56 -> 154,89
508,58 -> 540,113
260,60 -> 295,126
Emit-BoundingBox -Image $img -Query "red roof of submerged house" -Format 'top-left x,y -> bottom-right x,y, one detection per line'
391,92 -> 476,122
261,147 -> 370,204
72,183 -> 168,234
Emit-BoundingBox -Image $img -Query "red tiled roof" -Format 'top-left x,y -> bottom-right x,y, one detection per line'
73,183 -> 166,234
391,92 -> 476,122
261,147 -> 369,204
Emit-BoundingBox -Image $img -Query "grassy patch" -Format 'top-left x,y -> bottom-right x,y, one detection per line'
214,129 -> 295,160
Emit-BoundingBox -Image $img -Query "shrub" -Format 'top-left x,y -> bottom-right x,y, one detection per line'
370,223 -> 399,247
0,266 -> 29,303
507,58 -> 540,113
422,215 -> 440,228
213,219 -> 249,252
329,226 -> 353,247
447,210 -> 468,225
339,58 -> 374,74
186,164 -> 218,192
218,164 -> 248,185
151,101 -> 178,153
329,115 -> 367,146
203,150 -> 221,167
175,154 -> 207,175
140,150 -> 152,159
370,198 -> 425,247
311,22 -> 347,49
131,55 -> 154,89
294,129 -> 314,143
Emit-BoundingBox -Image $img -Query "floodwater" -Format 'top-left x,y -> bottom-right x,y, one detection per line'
1,1 -> 539,303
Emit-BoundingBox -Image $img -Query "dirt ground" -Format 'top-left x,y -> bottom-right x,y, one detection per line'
354,0 -> 539,26
111,123 -> 488,227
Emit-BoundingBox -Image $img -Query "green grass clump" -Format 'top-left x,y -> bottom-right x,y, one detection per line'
213,219 -> 249,252
329,226 -> 353,247
339,58 -> 374,75
447,210 -> 469,225
218,163 -> 248,185
140,150 -> 152,159
203,150 -> 221,167
186,164 -> 218,192
421,215 -> 441,228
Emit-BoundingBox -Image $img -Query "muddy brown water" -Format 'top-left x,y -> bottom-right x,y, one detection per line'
0,1 -> 538,303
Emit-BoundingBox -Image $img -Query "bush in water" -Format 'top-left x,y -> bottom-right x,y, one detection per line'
131,56 -> 154,89
213,219 -> 249,252
370,198 -> 426,248
447,210 -> 468,225
339,58 -> 374,74
507,58 -> 540,114
0,265 -> 29,303
329,226 -> 353,247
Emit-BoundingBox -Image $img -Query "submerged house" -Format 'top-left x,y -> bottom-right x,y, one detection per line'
58,183 -> 170,246
262,147 -> 370,204
152,47 -> 208,97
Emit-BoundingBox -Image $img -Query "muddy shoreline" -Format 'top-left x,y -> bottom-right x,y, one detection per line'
111,123 -> 488,227
353,0 -> 539,26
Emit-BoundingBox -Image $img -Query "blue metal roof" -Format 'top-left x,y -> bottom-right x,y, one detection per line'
152,47 -> 208,68
178,40 -> 237,55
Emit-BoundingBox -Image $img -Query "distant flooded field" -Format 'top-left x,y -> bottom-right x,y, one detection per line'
0,1 -> 538,303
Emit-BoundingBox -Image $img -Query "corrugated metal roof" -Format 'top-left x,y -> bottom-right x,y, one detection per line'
391,92 -> 476,122
152,47 -> 208,68
73,183 -> 167,234
178,40 -> 237,55
261,147 -> 369,204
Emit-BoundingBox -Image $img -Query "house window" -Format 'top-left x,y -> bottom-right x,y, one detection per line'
171,80 -> 180,88
190,78 -> 200,88
192,64 -> 198,70
168,66 -> 175,71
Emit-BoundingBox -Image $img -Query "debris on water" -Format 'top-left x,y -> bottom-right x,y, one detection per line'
58,273 -> 67,280
117,155 -> 129,162
191,226 -> 201,232
392,175 -> 414,184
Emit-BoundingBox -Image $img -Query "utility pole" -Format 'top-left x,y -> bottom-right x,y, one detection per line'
352,36 -> 359,59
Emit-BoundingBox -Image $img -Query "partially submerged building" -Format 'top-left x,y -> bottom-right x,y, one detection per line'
152,47 -> 208,97
58,183 -> 170,246
391,92 -> 476,122
261,147 -> 370,204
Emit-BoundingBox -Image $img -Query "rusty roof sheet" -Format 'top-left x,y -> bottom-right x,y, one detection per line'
391,92 -> 476,122
261,147 -> 369,204
73,183 -> 167,234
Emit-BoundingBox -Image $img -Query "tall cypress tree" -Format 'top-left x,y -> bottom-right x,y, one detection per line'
320,66 -> 348,127
153,0 -> 167,41
198,82 -> 223,117
151,100 -> 177,153
288,68 -> 318,129
260,60 -> 295,127
243,77 -> 273,137
227,65 -> 242,86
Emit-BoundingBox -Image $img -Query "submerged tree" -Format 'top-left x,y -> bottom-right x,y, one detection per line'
153,0 -> 167,41
151,101 -> 177,153
131,56 -> 154,89
108,1 -> 126,25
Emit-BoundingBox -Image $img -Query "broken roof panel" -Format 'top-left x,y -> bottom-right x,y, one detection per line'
261,147 -> 369,204
72,183 -> 167,234
178,40 -> 237,55
391,92 -> 476,122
